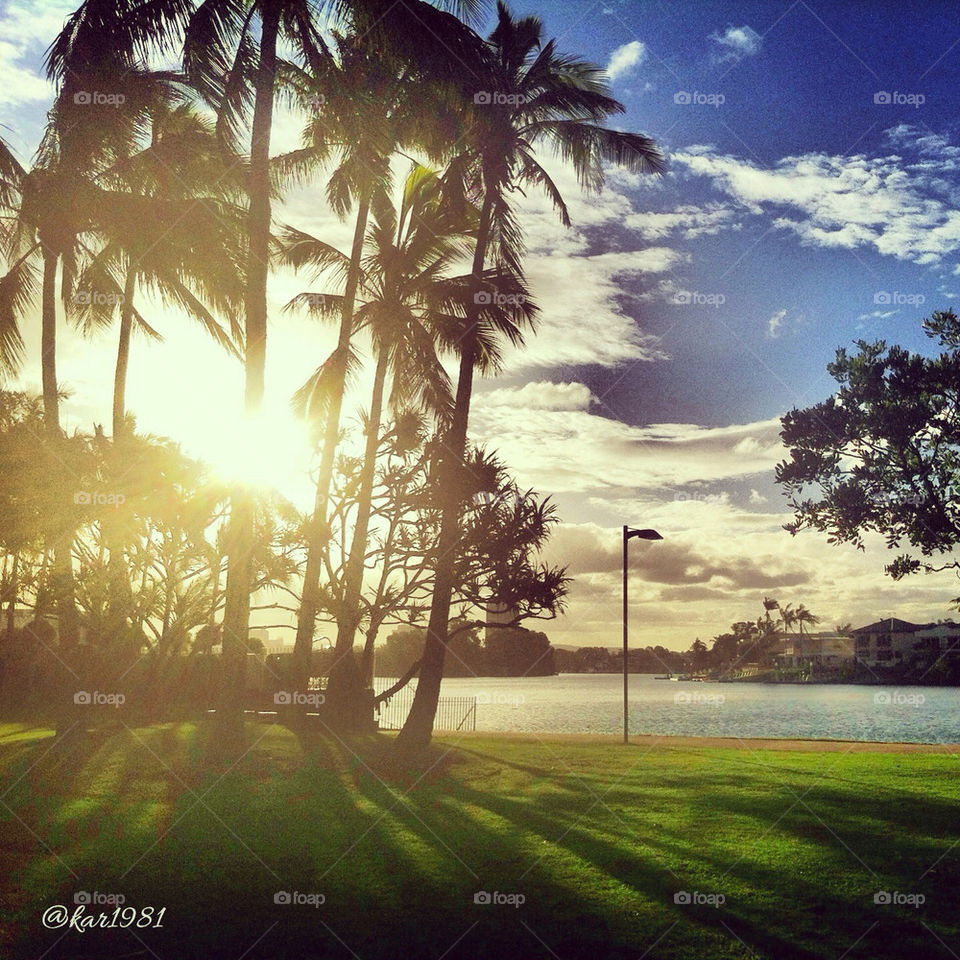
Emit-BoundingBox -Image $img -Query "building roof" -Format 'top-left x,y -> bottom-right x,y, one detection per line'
851,618 -> 930,635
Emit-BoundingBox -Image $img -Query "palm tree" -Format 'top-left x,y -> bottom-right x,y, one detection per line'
183,0 -> 328,743
23,1 -> 206,685
759,596 -> 780,640
795,604 -> 821,637
182,0 -> 479,733
72,99 -> 246,437
396,1 -> 664,753
0,154 -> 86,661
279,162 -> 534,725
280,23 -> 485,699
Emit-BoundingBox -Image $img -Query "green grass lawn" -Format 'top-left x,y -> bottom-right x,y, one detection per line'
0,721 -> 958,959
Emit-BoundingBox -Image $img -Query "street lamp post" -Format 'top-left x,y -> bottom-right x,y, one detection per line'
623,525 -> 663,744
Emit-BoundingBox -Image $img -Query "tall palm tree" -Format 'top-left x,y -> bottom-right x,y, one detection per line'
280,24 -> 484,699
0,156 -> 87,661
183,0 -> 479,730
73,99 -> 246,438
280,34 -> 399,697
397,1 -> 664,753
27,0 -> 203,684
183,0 -> 329,742
279,162 -> 534,725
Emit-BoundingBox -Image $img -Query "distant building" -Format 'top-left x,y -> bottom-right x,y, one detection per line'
485,603 -> 520,643
774,633 -> 855,671
913,623 -> 960,660
850,618 -> 931,668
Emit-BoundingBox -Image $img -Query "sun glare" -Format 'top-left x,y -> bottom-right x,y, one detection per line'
202,409 -> 315,507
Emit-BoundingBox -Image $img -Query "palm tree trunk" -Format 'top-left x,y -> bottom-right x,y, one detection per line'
41,248 -> 60,433
42,245 -> 80,735
395,190 -> 494,755
105,268 -> 136,636
112,267 -> 137,438
216,0 -> 280,752
324,344 -> 389,728
4,553 -> 17,636
292,187 -> 373,702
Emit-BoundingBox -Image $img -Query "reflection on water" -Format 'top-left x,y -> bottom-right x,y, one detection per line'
429,674 -> 960,742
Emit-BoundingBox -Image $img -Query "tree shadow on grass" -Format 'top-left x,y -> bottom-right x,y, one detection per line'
438,743 -> 960,960
3,728 -> 958,960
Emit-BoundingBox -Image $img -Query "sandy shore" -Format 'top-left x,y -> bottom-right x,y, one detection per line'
438,730 -> 960,753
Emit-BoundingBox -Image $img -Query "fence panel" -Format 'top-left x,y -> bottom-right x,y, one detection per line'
374,678 -> 476,732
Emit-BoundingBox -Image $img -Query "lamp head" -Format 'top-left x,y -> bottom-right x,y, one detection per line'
625,527 -> 663,541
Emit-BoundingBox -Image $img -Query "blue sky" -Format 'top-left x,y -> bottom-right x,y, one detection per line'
497,0 -> 960,424
2,0 -> 960,649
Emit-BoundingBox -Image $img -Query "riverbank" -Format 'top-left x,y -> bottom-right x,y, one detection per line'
2,721 -> 957,959
439,729 -> 960,752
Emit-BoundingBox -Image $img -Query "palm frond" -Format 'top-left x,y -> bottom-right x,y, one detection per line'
0,249 -> 35,377
291,342 -> 362,426
275,223 -> 352,276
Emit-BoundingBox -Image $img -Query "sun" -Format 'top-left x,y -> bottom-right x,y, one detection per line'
202,408 -> 316,507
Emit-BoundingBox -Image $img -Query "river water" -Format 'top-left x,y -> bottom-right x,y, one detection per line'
426,673 -> 960,743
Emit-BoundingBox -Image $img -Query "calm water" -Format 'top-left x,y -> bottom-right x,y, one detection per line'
432,674 -> 960,743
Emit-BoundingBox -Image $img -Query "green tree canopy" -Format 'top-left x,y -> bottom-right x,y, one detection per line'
777,309 -> 960,593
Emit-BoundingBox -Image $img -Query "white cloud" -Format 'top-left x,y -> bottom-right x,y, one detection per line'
470,403 -> 787,496
767,309 -> 787,338
624,203 -> 740,240
710,25 -> 762,63
749,489 -> 768,504
674,142 -> 960,268
503,246 -> 681,371
606,40 -> 647,81
0,1 -> 76,109
478,382 -> 595,412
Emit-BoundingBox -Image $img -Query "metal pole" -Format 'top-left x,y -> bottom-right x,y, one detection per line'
622,524 -> 629,744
